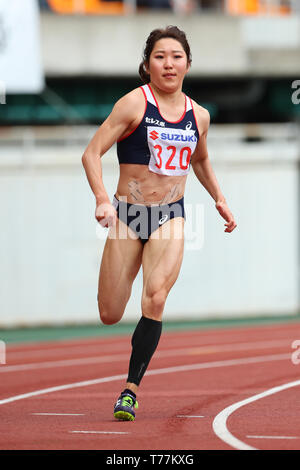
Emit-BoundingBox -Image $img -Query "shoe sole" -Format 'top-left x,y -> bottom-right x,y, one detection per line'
114,410 -> 135,421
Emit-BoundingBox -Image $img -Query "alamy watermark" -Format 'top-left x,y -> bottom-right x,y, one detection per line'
0,340 -> 6,365
95,200 -> 204,251
291,340 -> 300,365
291,80 -> 300,105
0,80 -> 5,104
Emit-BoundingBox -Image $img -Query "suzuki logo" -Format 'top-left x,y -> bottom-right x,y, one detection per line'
150,130 -> 159,140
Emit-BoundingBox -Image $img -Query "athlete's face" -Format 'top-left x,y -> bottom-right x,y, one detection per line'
146,38 -> 190,92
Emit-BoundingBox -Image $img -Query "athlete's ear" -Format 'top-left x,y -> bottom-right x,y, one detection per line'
144,62 -> 150,74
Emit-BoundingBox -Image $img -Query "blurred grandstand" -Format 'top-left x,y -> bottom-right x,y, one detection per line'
0,0 -> 299,327
37,1 -> 300,15
1,0 -> 300,127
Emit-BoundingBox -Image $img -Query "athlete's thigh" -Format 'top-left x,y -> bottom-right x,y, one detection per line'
142,217 -> 185,296
98,219 -> 143,316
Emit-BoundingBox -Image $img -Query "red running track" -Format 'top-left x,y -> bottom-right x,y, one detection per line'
0,321 -> 300,450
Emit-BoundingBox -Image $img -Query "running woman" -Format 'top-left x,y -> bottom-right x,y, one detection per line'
82,26 -> 237,421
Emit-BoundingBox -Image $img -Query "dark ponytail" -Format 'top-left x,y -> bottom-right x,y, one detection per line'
139,25 -> 192,84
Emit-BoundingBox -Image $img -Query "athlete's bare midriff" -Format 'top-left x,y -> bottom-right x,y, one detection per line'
116,163 -> 187,206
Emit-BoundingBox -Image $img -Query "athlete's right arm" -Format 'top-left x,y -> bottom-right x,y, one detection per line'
81,89 -> 143,226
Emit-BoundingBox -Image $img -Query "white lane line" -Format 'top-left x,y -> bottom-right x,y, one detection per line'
70,431 -> 130,435
0,373 -> 127,406
246,435 -> 299,440
0,354 -> 127,373
1,339 -> 290,374
32,413 -> 84,416
177,415 -> 205,418
212,379 -> 300,450
8,343 -> 129,360
0,352 -> 290,406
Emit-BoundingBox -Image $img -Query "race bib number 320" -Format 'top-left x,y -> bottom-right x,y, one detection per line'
147,126 -> 197,176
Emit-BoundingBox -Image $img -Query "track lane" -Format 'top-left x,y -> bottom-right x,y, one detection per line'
0,321 -> 299,450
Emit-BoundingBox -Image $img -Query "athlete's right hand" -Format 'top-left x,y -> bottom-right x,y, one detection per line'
95,202 -> 117,228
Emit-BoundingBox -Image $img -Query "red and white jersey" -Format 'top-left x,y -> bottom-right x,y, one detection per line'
117,84 -> 199,176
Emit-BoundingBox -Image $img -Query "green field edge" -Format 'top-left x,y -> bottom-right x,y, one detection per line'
1,313 -> 300,344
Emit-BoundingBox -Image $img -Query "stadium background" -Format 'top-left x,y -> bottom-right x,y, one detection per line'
0,0 -> 299,333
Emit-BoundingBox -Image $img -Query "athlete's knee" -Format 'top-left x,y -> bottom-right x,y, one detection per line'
99,309 -> 119,325
151,289 -> 167,310
97,297 -> 121,325
142,286 -> 168,317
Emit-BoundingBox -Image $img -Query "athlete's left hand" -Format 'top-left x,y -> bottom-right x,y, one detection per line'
215,200 -> 237,233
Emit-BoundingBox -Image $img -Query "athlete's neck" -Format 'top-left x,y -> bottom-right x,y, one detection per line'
149,82 -> 184,106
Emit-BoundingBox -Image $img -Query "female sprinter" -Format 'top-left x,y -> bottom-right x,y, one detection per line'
82,26 -> 237,422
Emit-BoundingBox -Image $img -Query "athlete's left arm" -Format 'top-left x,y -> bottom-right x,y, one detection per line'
191,104 -> 237,233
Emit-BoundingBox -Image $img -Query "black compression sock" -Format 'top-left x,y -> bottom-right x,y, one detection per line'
127,316 -> 162,386
122,388 -> 136,399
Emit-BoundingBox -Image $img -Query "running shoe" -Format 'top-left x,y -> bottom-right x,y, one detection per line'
113,391 -> 138,421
